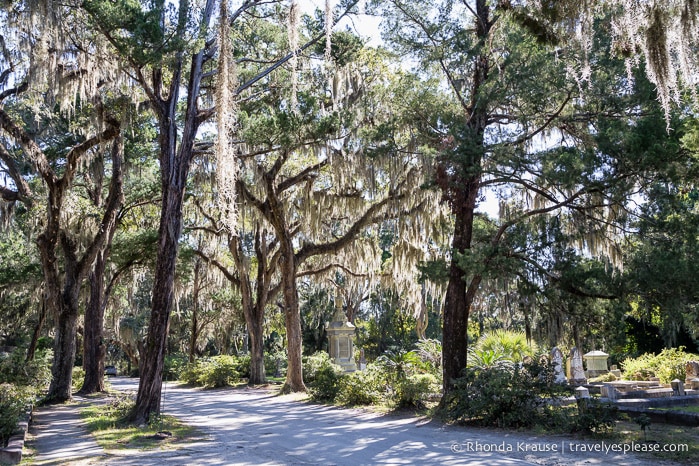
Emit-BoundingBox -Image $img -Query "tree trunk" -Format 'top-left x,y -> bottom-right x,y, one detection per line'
188,260 -> 202,363
248,315 -> 266,385
26,299 -> 47,362
80,252 -> 107,394
441,181 -> 480,395
280,246 -> 306,393
46,285 -> 80,402
132,184 -> 183,424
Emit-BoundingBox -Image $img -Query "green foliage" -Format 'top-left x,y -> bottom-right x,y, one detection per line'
308,364 -> 345,402
393,373 -> 439,408
312,30 -> 364,66
0,383 -> 29,447
571,399 -> 619,434
264,350 -> 287,377
444,360 -> 565,428
0,348 -> 52,388
622,347 -> 699,383
180,356 -> 241,388
303,352 -> 337,384
163,353 -> 189,381
588,372 -> 618,383
335,364 -> 384,406
72,366 -> 85,392
472,330 -> 537,364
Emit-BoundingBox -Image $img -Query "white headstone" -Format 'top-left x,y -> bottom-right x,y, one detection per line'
568,347 -> 587,385
551,347 -> 567,384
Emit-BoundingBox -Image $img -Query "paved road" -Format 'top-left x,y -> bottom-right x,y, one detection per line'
29,397 -> 108,465
103,378 -> 674,466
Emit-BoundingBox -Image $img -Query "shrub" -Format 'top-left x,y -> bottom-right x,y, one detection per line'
303,352 -> 337,384
414,339 -> 442,378
588,372 -> 618,383
394,373 -> 439,408
308,364 -> 344,402
0,348 -> 52,388
571,399 -> 619,433
473,330 -> 537,363
163,353 -> 189,381
265,350 -> 287,377
336,364 -> 384,406
72,366 -> 85,391
179,355 -> 241,388
0,384 -> 28,447
444,360 -> 565,428
233,354 -> 251,379
622,347 -> 699,383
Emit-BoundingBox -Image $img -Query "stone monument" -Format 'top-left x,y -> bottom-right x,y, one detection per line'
325,294 -> 357,372
583,350 -> 609,378
550,347 -> 567,384
567,347 -> 587,385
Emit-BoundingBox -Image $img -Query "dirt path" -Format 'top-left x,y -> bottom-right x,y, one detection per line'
100,377 -> 681,466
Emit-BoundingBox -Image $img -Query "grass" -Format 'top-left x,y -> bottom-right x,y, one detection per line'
80,394 -> 199,451
650,405 -> 699,414
612,418 -> 699,464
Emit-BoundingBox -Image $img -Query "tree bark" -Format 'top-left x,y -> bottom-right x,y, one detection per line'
26,299 -> 47,362
133,180 -> 184,423
247,315 -> 266,384
80,252 -> 108,394
280,244 -> 306,392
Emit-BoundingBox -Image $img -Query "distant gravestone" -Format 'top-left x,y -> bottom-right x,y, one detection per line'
601,383 -> 618,400
568,347 -> 587,385
686,361 -> 699,383
671,379 -> 686,396
551,347 -> 567,384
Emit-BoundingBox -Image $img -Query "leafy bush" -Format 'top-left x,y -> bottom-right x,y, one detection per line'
394,373 -> 439,408
444,360 -> 564,428
265,350 -> 287,377
233,354 -> 251,379
571,399 -> 619,433
622,347 -> 699,383
0,383 -> 28,447
414,339 -> 442,379
72,366 -> 85,391
179,355 -> 240,388
0,348 -> 52,387
163,353 -> 189,381
588,372 -> 618,383
303,352 -> 337,384
336,364 -> 384,406
308,364 -> 345,402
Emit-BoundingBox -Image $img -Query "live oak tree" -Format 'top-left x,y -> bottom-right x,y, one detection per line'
0,3 -> 128,401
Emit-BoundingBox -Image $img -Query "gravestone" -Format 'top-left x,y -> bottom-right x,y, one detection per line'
671,379 -> 686,396
550,347 -> 567,384
601,383 -> 618,400
686,360 -> 699,384
567,347 -> 587,385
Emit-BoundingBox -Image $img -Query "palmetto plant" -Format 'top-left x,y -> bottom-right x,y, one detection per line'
473,330 -> 537,364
